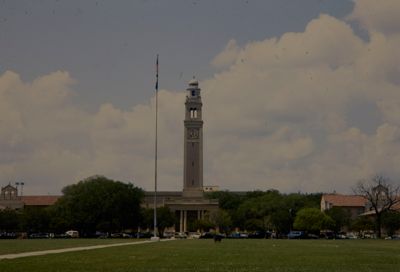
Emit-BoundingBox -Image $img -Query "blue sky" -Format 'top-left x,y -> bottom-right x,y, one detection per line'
2,0 -> 400,195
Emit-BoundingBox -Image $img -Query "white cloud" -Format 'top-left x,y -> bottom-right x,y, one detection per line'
349,0 -> 400,35
211,39 -> 240,69
2,4 -> 400,194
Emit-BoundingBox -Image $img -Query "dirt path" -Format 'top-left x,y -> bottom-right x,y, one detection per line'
0,239 -> 169,260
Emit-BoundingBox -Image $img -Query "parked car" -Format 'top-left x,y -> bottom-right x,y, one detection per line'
163,231 -> 175,238
29,233 -> 50,239
346,233 -> 358,239
110,233 -> 121,238
307,233 -> 319,239
248,231 -> 271,239
65,230 -> 79,238
0,232 -> 17,239
53,233 -> 69,238
287,231 -> 306,239
320,231 -> 334,239
228,232 -> 248,239
188,232 -> 201,239
335,233 -> 348,239
174,232 -> 187,239
385,235 -> 400,240
134,232 -> 152,239
199,232 -> 215,239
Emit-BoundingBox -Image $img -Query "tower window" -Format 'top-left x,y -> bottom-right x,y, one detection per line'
190,108 -> 197,119
191,90 -> 195,96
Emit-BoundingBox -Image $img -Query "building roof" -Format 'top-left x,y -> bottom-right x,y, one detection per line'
322,194 -> 367,207
21,195 -> 61,206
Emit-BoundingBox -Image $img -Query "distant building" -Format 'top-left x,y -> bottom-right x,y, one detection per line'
203,186 -> 219,192
0,184 -> 60,210
320,193 -> 367,219
321,192 -> 400,218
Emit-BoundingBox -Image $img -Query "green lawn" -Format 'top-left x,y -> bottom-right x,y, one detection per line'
0,238 -> 142,255
0,239 -> 399,272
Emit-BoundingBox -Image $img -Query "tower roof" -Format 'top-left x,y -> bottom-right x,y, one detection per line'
188,79 -> 198,87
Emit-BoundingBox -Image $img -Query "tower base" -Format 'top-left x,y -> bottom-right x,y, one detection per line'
182,188 -> 204,198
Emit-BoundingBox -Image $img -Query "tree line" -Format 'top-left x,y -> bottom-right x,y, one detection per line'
201,189 -> 398,237
0,176 -> 174,237
1,175 -> 399,238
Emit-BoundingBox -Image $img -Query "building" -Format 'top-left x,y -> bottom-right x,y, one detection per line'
320,193 -> 367,219
144,79 -> 219,232
0,184 -> 60,210
0,184 -> 23,210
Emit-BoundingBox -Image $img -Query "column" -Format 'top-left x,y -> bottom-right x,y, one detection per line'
180,210 -> 183,233
183,210 -> 187,232
197,210 -> 201,220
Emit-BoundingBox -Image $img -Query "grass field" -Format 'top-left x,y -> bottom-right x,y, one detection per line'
0,238 -> 142,255
0,239 -> 399,272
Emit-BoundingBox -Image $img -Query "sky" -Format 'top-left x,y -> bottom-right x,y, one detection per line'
1,0 -> 400,195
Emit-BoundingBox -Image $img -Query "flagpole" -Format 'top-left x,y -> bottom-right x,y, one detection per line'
153,54 -> 159,239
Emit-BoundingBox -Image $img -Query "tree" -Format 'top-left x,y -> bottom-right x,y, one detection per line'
325,207 -> 351,234
192,218 -> 213,233
142,207 -> 175,237
52,176 -> 144,236
209,210 -> 232,233
0,209 -> 20,232
351,216 -> 374,236
294,208 -> 334,234
244,218 -> 264,231
354,175 -> 400,238
206,191 -> 243,211
20,207 -> 51,233
382,211 -> 400,237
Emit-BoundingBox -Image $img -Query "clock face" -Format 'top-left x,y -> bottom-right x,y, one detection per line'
188,128 -> 199,139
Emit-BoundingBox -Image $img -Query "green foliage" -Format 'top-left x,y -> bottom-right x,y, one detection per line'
20,207 -> 51,233
325,207 -> 351,233
0,208 -> 20,232
52,176 -> 143,235
192,218 -> 213,232
206,191 -> 243,211
294,208 -> 334,234
227,190 -> 322,234
243,218 -> 264,231
350,216 -> 375,233
141,207 -> 175,236
382,211 -> 400,236
209,209 -> 232,233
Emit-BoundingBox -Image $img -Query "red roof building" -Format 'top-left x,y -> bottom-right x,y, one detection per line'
21,196 -> 61,207
321,194 -> 368,218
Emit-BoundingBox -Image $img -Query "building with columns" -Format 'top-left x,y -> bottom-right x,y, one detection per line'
143,79 -> 218,232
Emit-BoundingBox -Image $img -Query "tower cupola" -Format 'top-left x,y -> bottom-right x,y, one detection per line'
186,78 -> 201,98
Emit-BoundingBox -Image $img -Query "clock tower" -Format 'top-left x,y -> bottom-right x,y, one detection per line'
183,79 -> 203,197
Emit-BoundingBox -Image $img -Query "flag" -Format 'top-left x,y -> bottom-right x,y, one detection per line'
155,55 -> 159,91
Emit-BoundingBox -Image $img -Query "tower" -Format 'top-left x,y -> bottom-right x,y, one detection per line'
183,79 -> 203,197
